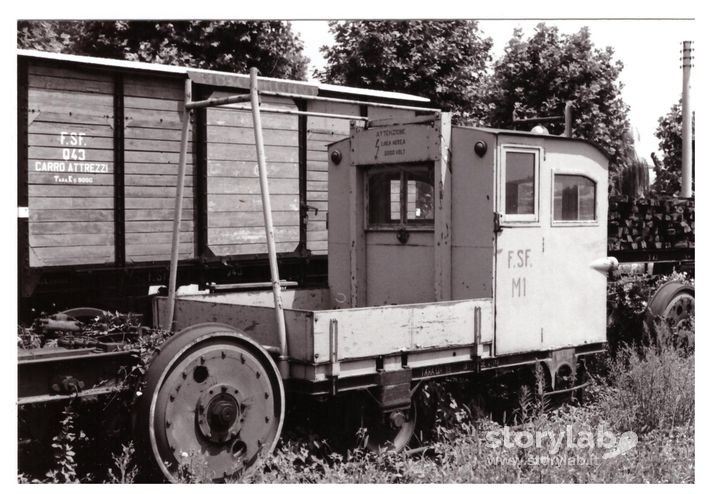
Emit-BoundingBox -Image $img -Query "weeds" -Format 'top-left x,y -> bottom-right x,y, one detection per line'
40,404 -> 91,483
106,442 -> 139,484
603,344 -> 694,433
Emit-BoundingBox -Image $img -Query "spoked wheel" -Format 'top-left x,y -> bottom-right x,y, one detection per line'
646,280 -> 695,328
365,403 -> 417,453
135,323 -> 284,483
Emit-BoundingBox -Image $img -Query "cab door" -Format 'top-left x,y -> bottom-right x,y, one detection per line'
541,145 -> 609,348
494,142 -> 546,355
364,163 -> 436,305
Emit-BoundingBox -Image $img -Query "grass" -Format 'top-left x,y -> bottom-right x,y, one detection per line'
18,314 -> 695,484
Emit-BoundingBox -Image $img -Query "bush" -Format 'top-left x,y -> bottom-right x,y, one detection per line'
602,343 -> 694,433
607,271 -> 694,353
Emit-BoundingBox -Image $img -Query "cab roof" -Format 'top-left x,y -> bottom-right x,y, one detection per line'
466,125 -> 612,162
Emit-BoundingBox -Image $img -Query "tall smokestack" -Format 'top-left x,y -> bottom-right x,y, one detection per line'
680,40 -> 694,198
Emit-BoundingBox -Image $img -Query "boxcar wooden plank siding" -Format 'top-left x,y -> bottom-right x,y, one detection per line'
124,96 -> 186,112
208,109 -> 298,130
208,226 -> 299,245
124,175 -> 194,187
125,220 -> 195,233
27,63 -> 114,83
307,181 -> 328,192
30,221 -> 114,235
208,211 -> 299,228
306,170 -> 327,182
26,65 -> 116,268
28,88 -> 114,113
207,127 -> 298,146
124,151 -> 193,164
207,143 -> 297,163
123,138 -> 194,153
126,232 -> 194,244
207,161 -> 298,178
207,195 -> 298,213
125,198 -> 194,210
304,102 -> 360,255
307,191 -> 328,202
125,186 -> 194,198
125,209 -> 194,221
125,163 -> 194,175
28,111 -> 113,127
30,210 -> 114,223
127,253 -> 192,263
205,91 -> 300,257
125,108 -> 190,127
209,242 -> 300,257
125,243 -> 194,255
208,177 -> 298,195
124,127 -> 185,141
123,75 -> 184,100
30,233 -> 115,247
28,73 -> 114,94
306,160 -> 329,173
125,245 -> 194,258
30,246 -> 115,267
31,197 -> 114,210
124,75 -> 196,261
29,185 -> 114,197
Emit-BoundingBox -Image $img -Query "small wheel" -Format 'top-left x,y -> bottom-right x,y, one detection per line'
366,403 -> 417,453
135,323 -> 284,482
646,280 -> 695,329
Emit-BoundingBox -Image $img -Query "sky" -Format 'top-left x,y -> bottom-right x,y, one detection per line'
290,19 -> 696,162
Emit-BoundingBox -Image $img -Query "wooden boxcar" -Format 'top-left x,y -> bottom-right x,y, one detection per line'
17,49 -> 436,318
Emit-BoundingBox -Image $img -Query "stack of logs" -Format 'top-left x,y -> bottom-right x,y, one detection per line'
608,196 -> 695,252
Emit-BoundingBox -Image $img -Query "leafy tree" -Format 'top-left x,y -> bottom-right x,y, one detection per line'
17,20 -> 309,80
17,21 -> 87,53
484,23 -> 634,175
317,21 -> 493,121
651,101 -> 695,196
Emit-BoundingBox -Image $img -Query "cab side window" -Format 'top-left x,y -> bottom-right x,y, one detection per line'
553,174 -> 596,222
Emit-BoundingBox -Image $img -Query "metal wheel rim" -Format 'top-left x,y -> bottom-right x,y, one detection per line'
146,329 -> 284,482
647,281 -> 695,328
663,292 -> 695,324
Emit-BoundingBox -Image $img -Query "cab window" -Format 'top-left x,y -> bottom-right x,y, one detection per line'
368,163 -> 434,228
502,147 -> 540,222
553,174 -> 596,221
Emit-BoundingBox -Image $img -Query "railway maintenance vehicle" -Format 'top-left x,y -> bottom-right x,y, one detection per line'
17,50 -> 693,482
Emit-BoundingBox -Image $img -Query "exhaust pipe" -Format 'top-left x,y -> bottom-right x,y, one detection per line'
562,101 -> 574,138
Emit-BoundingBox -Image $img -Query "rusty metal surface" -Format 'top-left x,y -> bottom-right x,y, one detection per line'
134,323 -> 285,483
18,347 -> 137,403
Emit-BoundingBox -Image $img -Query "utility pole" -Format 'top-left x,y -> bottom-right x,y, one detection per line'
680,40 -> 694,198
